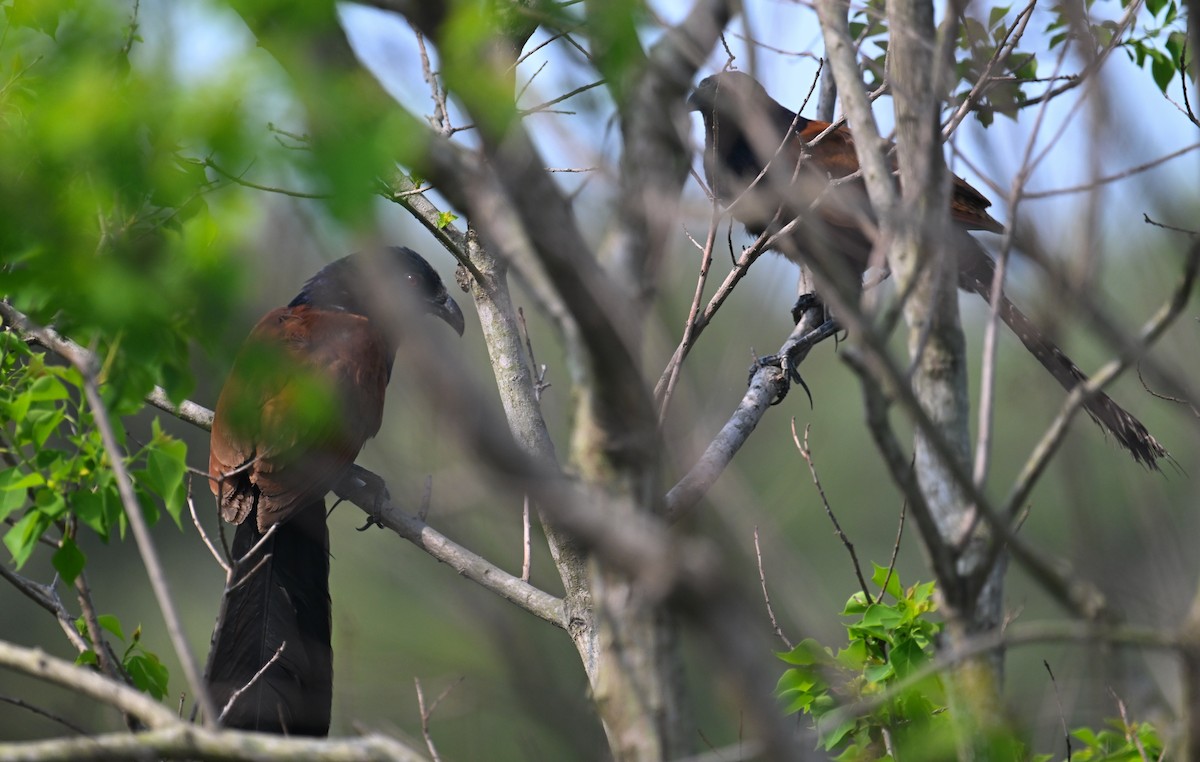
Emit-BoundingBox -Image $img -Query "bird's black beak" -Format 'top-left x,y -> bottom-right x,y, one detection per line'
432,294 -> 466,337
686,89 -> 702,112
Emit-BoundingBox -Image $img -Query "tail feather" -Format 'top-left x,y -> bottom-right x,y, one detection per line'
957,249 -> 1166,469
206,500 -> 332,735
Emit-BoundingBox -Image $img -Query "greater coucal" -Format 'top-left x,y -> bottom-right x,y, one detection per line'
205,246 -> 465,735
688,70 -> 1165,468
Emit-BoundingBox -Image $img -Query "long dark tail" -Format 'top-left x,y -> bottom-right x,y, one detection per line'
206,501 -> 332,735
956,242 -> 1166,469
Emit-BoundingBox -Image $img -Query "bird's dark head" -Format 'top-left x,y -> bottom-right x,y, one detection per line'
687,71 -> 770,118
290,246 -> 465,336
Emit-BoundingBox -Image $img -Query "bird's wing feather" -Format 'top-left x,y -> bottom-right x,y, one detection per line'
209,306 -> 392,530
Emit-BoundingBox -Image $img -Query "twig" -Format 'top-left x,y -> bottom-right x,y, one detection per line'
79,374 -> 218,726
1022,142 -> 1200,199
187,474 -> 230,573
658,200 -> 720,419
0,566 -> 90,655
218,642 -> 287,723
72,568 -> 132,706
0,694 -> 89,736
413,678 -> 440,762
413,676 -> 462,762
202,158 -> 329,199
518,79 -> 606,117
1143,213 -> 1200,237
1044,660 -> 1072,761
521,494 -> 532,583
753,527 -> 792,650
415,29 -> 451,134
1137,364 -> 1200,417
881,495 -> 907,599
516,307 -> 550,401
1109,687 -> 1152,762
792,420 -> 872,604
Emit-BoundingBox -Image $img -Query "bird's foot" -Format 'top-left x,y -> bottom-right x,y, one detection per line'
351,468 -> 391,531
748,352 -> 813,407
790,292 -> 824,325
747,316 -> 842,406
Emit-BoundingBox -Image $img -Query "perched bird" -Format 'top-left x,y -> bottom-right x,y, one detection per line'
205,246 -> 465,735
688,70 -> 1165,468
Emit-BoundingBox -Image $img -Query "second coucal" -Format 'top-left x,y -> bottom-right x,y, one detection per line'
688,70 -> 1165,468
205,246 -> 464,735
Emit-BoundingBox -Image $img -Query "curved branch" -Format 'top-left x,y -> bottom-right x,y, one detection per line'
335,466 -> 566,629
0,641 -> 178,730
665,312 -> 839,521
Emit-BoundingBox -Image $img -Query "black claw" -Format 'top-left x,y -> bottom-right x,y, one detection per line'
749,353 -> 813,407
355,514 -> 384,532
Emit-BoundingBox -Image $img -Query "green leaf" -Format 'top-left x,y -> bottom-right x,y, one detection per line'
125,652 -> 169,700
7,390 -> 33,425
34,488 -> 67,519
777,638 -> 826,666
1150,49 -> 1176,92
28,374 -> 69,401
27,407 -> 65,448
775,667 -> 818,695
864,661 -> 893,682
989,6 -> 1010,28
1166,31 -> 1186,66
1145,0 -> 1166,16
860,603 -> 904,630
4,509 -> 50,567
142,436 -> 188,525
821,715 -> 860,750
911,580 -> 936,606
888,638 -> 929,679
842,592 -> 869,615
97,614 -> 126,642
436,210 -> 459,230
51,536 -> 86,583
0,485 -> 27,522
871,563 -> 903,600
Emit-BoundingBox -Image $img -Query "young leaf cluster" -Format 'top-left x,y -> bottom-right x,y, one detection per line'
775,564 -> 951,759
74,614 -> 170,700
0,332 -> 189,581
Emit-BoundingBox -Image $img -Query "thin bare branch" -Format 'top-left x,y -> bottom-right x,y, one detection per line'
187,475 -> 230,573
218,642 -> 287,724
792,420 -> 872,604
753,527 -> 793,650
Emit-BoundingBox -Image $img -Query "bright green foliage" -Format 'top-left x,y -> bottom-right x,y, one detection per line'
1031,719 -> 1164,761
775,564 -> 951,758
777,569 -> 1167,760
0,0 -> 255,413
0,332 -> 189,576
74,615 -> 170,700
